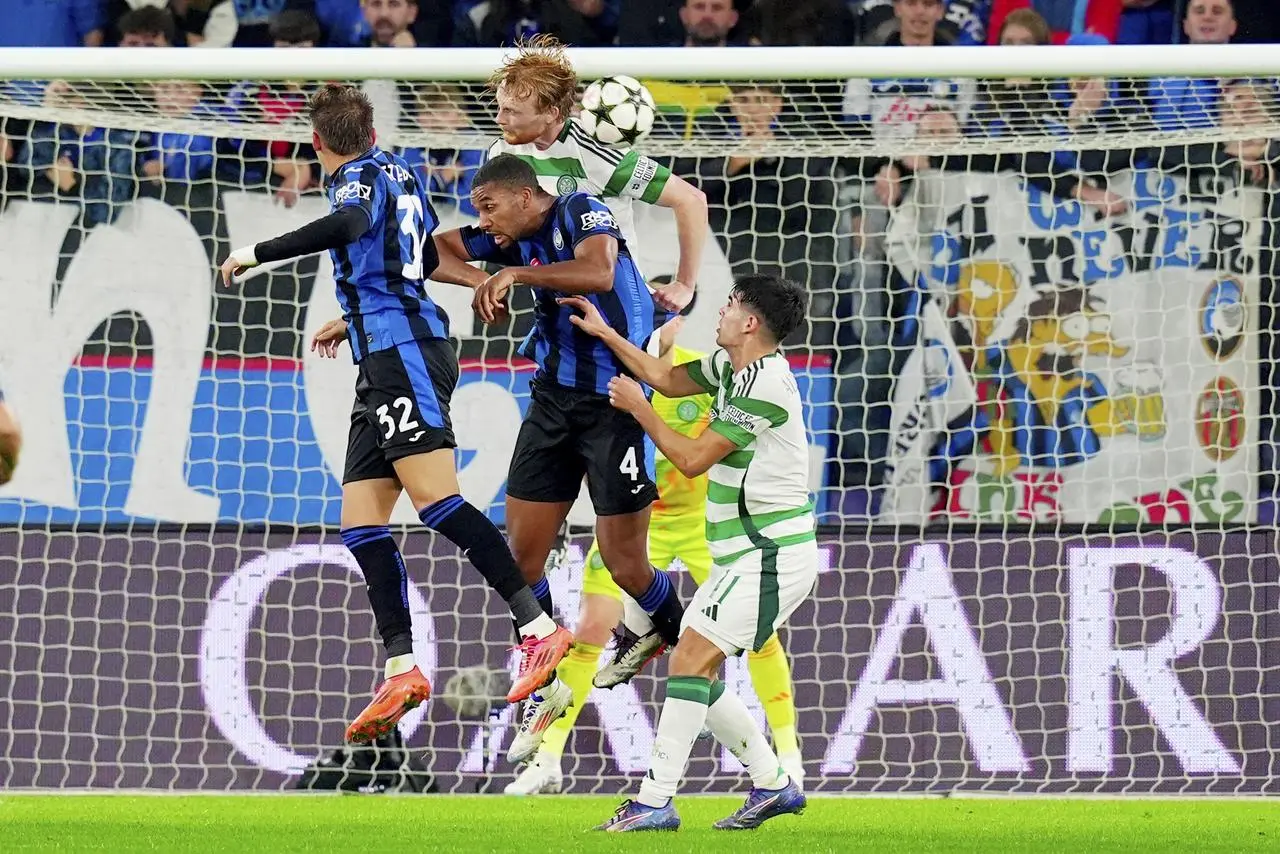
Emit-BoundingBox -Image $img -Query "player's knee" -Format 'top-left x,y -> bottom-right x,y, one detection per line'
669,631 -> 723,679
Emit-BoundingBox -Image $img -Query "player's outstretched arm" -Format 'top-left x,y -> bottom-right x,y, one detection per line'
503,233 -> 617,295
558,296 -> 705,399
219,206 -> 371,287
607,375 -> 735,478
431,228 -> 489,289
651,175 -> 707,313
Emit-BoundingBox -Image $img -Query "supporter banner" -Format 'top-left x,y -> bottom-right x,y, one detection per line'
0,196 -> 832,525
1,529 -> 1274,794
883,168 -> 1260,524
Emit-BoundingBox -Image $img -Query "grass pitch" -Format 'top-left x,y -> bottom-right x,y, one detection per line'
1,794 -> 1276,852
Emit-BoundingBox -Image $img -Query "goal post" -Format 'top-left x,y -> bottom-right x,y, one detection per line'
0,46 -> 1276,795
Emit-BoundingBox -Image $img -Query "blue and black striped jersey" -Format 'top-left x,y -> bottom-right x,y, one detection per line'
326,146 -> 450,362
460,192 -> 669,395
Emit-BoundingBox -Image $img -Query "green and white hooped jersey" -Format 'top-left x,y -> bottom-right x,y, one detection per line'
487,117 -> 671,250
687,349 -> 816,566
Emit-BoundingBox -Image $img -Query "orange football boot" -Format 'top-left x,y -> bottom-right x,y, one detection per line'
507,626 -> 574,702
345,666 -> 432,744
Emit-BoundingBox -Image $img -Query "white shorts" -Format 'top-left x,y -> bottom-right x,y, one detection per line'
681,538 -> 819,657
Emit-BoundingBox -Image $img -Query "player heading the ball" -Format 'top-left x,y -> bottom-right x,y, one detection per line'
487,34 -> 706,315
219,84 -> 572,745
433,154 -> 689,763
560,273 -> 815,832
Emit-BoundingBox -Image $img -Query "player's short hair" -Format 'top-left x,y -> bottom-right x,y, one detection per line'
486,34 -> 578,121
308,84 -> 374,156
732,273 -> 806,345
472,154 -> 541,193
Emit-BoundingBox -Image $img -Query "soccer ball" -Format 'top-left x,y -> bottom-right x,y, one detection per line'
578,75 -> 657,147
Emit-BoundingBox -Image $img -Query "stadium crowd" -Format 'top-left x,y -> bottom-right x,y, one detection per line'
1,0 -> 1279,498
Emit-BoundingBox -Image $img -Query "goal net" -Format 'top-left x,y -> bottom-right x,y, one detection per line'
0,46 -> 1276,795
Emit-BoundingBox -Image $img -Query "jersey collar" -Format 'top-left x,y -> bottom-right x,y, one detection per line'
324,145 -> 381,188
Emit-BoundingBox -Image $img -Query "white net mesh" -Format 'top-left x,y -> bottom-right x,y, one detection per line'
0,59 -> 1276,795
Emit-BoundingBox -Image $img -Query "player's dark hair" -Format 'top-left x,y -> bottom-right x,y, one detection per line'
732,273 -> 806,345
472,153 -> 542,193
308,84 -> 375,156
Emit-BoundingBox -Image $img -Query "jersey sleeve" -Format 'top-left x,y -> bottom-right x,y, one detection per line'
685,349 -> 727,394
329,161 -> 381,233
708,365 -> 792,449
600,150 -> 671,204
562,193 -> 624,248
458,225 -> 512,263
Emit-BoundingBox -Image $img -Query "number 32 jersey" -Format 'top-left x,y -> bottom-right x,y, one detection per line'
325,145 -> 450,362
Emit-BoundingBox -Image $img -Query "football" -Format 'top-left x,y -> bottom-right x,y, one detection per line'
578,75 -> 657,147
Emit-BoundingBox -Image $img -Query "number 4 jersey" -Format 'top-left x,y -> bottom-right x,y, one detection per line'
325,145 -> 450,362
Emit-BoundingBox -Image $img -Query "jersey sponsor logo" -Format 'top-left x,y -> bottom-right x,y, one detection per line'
334,181 -> 371,204
579,210 -> 618,232
715,403 -> 757,434
553,228 -> 564,250
627,156 -> 658,195
381,163 -> 412,183
556,174 -> 579,195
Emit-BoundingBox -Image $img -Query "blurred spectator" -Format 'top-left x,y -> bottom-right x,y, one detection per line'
0,0 -> 104,47
743,0 -> 856,46
1115,0 -> 1174,45
139,81 -> 223,182
986,0 -> 1122,44
633,0 -> 753,138
1180,0 -> 1235,44
676,0 -> 743,45
117,5 -> 178,45
219,10 -> 322,204
312,0 -> 449,46
1148,1 -> 1238,132
842,0 -> 978,138
399,85 -> 484,216
670,83 -> 841,313
106,1 -> 232,46
20,82 -> 139,227
453,1 -> 621,47
272,8 -> 321,44
230,0 -> 292,46
363,0 -> 418,45
853,0 -> 990,46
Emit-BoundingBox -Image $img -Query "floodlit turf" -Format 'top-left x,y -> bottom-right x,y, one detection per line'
1,794 -> 1276,852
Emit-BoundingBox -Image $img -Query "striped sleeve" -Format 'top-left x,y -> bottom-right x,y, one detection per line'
708,365 -> 790,449
570,120 -> 670,203
686,349 -> 725,394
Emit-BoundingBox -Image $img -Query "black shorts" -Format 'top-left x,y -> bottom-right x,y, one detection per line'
507,379 -> 657,516
343,338 -> 458,484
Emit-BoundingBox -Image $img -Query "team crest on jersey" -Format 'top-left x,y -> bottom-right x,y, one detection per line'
556,174 -> 578,195
676,400 -> 700,422
553,228 -> 564,250
334,181 -> 371,204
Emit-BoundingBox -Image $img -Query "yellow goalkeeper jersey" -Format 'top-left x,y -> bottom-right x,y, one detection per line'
651,345 -> 712,525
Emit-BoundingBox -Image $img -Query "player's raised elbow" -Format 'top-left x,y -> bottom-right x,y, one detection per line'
659,175 -> 707,216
